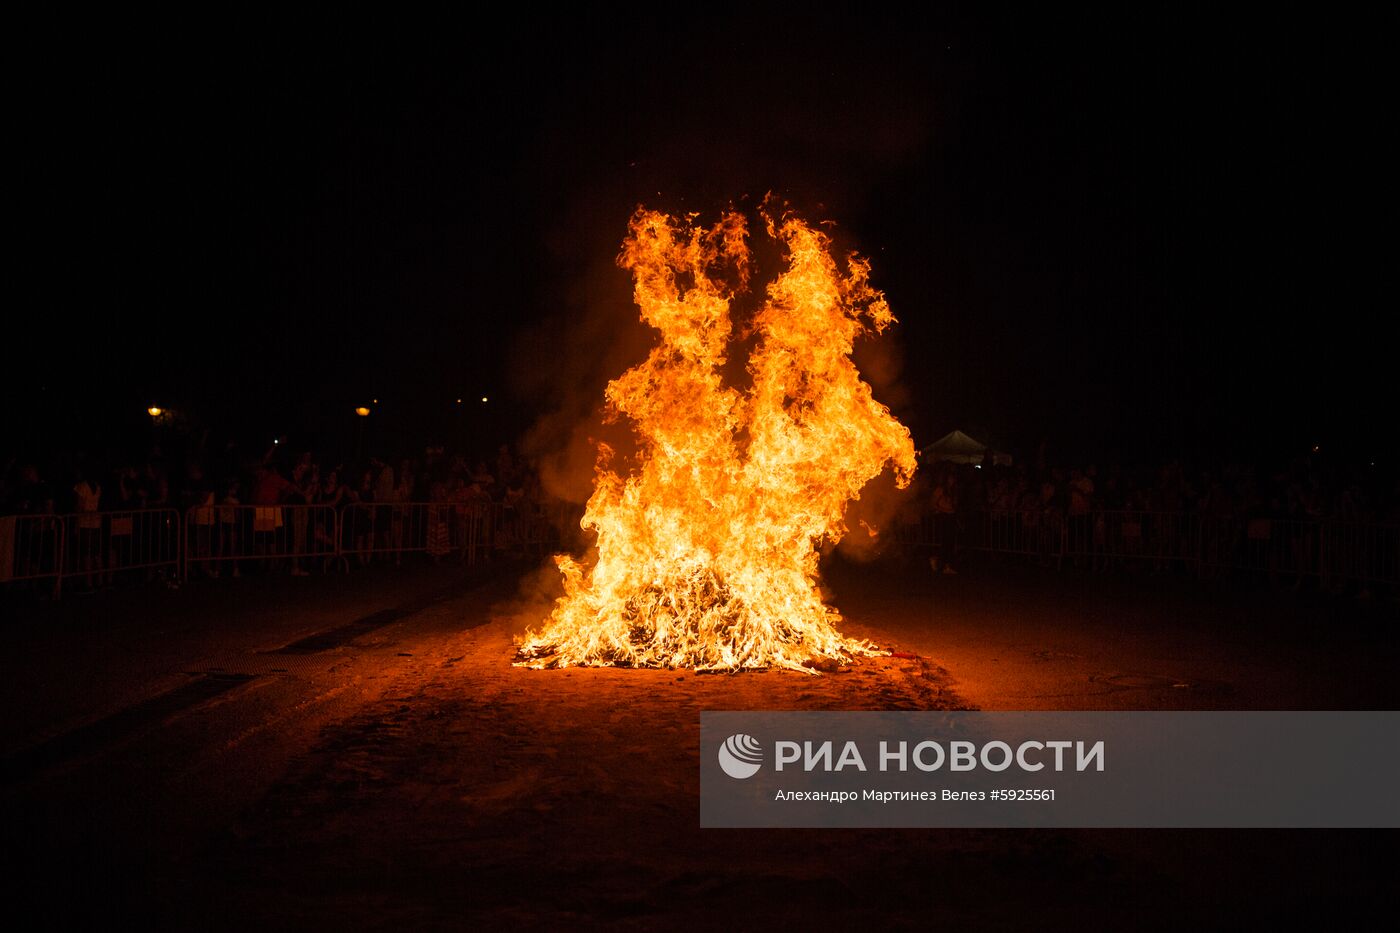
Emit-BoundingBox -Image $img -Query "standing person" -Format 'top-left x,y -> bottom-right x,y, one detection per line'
471,460 -> 496,494
448,472 -> 471,554
1067,468 -> 1095,567
467,464 -> 496,556
313,468 -> 349,572
350,467 -> 375,566
426,474 -> 452,562
106,466 -> 138,584
496,444 -> 516,488
1040,473 -> 1066,567
6,465 -> 55,585
392,459 -> 416,563
71,465 -> 103,590
143,463 -> 170,509
218,477 -> 242,577
251,464 -> 303,574
372,458 -> 395,560
135,463 -> 171,581
289,459 -> 316,574
183,462 -> 217,578
5,463 -> 52,515
929,470 -> 959,575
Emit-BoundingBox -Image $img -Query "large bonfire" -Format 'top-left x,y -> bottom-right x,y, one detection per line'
516,205 -> 916,673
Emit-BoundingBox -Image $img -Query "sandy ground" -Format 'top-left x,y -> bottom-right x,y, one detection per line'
1,556 -> 1396,928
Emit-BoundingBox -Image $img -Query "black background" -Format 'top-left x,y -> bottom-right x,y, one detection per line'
6,11 -> 1393,466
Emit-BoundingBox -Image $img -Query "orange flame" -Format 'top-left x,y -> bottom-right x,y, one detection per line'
516,205 -> 916,673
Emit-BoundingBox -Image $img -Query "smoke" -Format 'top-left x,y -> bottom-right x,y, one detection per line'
493,559 -> 568,640
837,313 -> 920,562
510,211 -> 651,506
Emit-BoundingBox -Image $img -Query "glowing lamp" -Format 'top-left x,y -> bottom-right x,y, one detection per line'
147,406 -> 163,417
355,406 -> 371,417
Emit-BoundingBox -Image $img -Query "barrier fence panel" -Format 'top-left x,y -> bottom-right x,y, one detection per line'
340,501 -> 470,564
183,504 -> 341,580
1320,522 -> 1400,587
61,508 -> 181,590
1064,510 -> 1201,569
977,509 -> 1064,558
0,514 -> 64,595
9,502 -> 1396,599
477,502 -> 562,562
340,501 -> 564,566
1214,517 -> 1328,581
1197,518 -> 1400,587
904,510 -> 1065,560
905,508 -> 1399,590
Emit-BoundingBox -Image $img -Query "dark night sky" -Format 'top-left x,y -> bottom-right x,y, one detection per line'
6,13 -> 1394,466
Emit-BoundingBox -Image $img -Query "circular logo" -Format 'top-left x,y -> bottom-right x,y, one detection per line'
718,733 -> 763,779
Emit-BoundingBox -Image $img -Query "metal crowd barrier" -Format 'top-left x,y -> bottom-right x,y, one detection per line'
341,501 -> 478,564
12,500 -> 1391,597
62,508 -> 181,589
182,503 -> 342,581
338,500 -> 563,565
476,501 -> 562,561
0,514 -> 64,595
1320,521 -> 1400,586
170,499 -> 564,572
1198,517 -> 1400,586
1065,510 -> 1201,568
906,508 -> 1400,588
967,509 -> 1066,558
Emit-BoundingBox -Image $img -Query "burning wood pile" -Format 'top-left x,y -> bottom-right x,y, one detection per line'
516,205 -> 915,673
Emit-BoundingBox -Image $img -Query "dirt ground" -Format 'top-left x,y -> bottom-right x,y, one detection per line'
2,556 -> 1396,929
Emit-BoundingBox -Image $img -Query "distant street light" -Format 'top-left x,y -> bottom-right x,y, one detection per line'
481,396 -> 489,403
147,406 -> 163,418
354,405 -> 371,460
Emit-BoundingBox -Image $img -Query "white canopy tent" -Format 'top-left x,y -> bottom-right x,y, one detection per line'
920,430 -> 1011,466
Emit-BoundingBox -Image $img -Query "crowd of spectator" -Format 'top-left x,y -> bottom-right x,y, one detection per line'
8,445 -> 1398,538
1,441 -> 544,524
0,440 -> 552,591
922,456 -> 1400,527
5,439 -> 1397,596
915,455 -> 1400,594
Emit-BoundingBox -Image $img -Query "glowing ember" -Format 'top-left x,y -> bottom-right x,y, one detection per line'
516,205 -> 916,673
